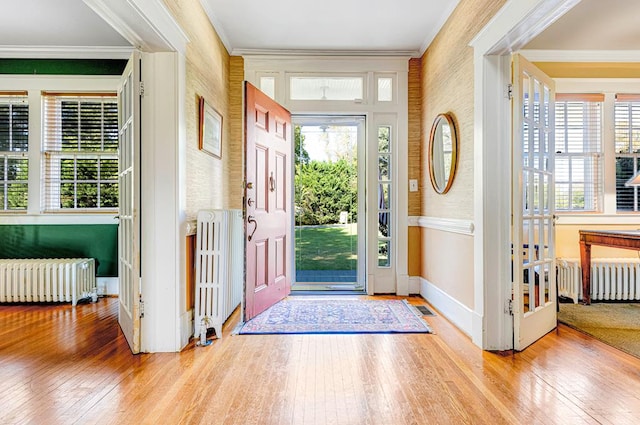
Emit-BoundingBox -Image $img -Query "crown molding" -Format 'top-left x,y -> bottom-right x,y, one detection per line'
419,0 -> 461,56
519,49 -> 640,62
0,46 -> 133,59
233,48 -> 418,58
199,0 -> 232,54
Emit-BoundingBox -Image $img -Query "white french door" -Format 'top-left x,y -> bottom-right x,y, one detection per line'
117,52 -> 141,353
512,53 -> 557,351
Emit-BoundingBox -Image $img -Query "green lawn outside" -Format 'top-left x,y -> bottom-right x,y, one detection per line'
295,224 -> 357,271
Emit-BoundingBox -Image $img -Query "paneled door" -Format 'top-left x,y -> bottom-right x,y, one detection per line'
512,53 -> 556,350
117,52 -> 141,353
244,82 -> 292,320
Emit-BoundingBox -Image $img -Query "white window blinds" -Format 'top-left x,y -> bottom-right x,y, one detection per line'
554,94 -> 603,211
0,91 -> 29,211
615,94 -> 640,212
42,92 -> 118,211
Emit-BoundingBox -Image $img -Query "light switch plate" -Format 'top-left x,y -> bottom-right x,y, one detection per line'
409,179 -> 418,192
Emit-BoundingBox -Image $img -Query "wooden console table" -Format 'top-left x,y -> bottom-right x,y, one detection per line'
579,230 -> 640,304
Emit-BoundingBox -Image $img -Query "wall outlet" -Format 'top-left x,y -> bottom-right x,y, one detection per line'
409,179 -> 419,192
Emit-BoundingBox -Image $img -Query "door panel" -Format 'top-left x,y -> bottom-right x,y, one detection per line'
118,52 -> 141,353
512,54 -> 556,351
245,82 -> 292,320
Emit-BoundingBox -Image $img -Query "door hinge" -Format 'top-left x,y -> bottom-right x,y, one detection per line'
506,83 -> 513,100
139,296 -> 145,318
506,299 -> 514,316
138,81 -> 145,97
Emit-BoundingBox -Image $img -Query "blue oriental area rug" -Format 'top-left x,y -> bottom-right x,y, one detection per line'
238,298 -> 432,335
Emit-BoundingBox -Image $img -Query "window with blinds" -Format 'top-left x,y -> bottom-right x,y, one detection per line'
0,92 -> 29,211
615,94 -> 640,212
42,92 -> 118,211
554,94 -> 603,212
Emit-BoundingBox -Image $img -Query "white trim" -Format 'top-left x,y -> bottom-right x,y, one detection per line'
199,0 -> 232,54
519,49 -> 640,62
556,214 -> 640,225
0,46 -> 133,59
180,309 -> 193,349
236,49 -> 418,58
407,216 -> 420,227
418,1 -> 461,55
185,220 -> 198,236
396,70 -> 409,296
420,277 -> 474,337
83,0 -> 189,54
244,56 -> 411,75
97,277 -> 119,296
128,0 -> 189,54
470,0 -> 578,351
0,215 -> 117,225
408,276 -> 421,294
417,216 -> 475,236
470,0 -> 579,55
0,75 -> 120,221
246,56 -> 409,296
139,52 -> 182,352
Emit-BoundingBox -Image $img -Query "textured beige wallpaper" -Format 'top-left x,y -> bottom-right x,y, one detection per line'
419,0 -> 506,307
163,0 -> 236,219
421,0 -> 506,221
228,56 -> 245,210
408,57 -> 422,217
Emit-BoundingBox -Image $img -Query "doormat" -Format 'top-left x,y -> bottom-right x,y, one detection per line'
238,298 -> 431,334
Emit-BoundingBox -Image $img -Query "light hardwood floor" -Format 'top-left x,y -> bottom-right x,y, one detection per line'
1,296 -> 640,424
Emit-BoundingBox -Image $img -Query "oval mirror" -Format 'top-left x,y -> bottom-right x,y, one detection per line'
428,113 -> 458,194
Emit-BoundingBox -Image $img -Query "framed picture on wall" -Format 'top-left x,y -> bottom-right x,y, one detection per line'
198,95 -> 222,158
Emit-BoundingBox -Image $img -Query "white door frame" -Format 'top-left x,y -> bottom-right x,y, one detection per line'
243,56 -> 410,296
88,0 -> 190,352
470,0 -> 580,350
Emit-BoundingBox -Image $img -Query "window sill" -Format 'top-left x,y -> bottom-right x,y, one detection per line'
555,213 -> 640,226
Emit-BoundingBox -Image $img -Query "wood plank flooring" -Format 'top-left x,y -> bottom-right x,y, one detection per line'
2,296 -> 640,424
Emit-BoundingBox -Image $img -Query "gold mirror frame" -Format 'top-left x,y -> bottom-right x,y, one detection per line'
428,113 -> 458,194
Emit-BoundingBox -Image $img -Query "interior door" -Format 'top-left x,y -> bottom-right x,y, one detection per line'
512,53 -> 556,350
244,82 -> 292,320
117,52 -> 141,353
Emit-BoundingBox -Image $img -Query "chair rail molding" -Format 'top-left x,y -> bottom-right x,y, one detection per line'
412,216 -> 474,236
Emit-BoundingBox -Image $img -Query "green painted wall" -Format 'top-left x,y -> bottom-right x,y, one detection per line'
0,225 -> 118,277
0,59 -> 127,75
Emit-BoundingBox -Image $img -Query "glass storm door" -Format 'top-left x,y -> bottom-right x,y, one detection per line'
292,116 -> 365,291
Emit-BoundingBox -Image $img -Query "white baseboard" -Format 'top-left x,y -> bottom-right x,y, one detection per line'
97,277 -> 119,296
408,276 -> 421,294
180,309 -> 193,350
420,277 -> 473,337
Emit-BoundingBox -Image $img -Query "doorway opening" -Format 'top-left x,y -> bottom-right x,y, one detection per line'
291,116 -> 366,293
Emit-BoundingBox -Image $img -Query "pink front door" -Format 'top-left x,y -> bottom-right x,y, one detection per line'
244,82 -> 292,321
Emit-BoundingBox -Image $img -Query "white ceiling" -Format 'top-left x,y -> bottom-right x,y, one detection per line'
200,0 -> 460,55
525,0 -> 640,50
0,0 -> 130,47
0,0 -> 638,57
